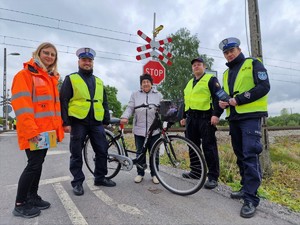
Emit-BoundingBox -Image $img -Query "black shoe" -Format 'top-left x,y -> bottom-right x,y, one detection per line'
73,184 -> 84,196
94,178 -> 116,187
204,179 -> 218,189
182,172 -> 200,179
12,202 -> 41,218
27,194 -> 50,210
240,202 -> 256,218
230,189 -> 244,199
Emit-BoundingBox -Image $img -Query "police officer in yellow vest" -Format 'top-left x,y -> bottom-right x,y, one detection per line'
60,47 -> 116,196
180,57 -> 223,189
218,37 -> 270,218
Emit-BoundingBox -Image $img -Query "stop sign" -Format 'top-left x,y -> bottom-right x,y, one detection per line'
143,60 -> 165,85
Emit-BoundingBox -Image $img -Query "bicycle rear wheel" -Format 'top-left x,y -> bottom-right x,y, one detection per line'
151,135 -> 207,195
83,129 -> 122,179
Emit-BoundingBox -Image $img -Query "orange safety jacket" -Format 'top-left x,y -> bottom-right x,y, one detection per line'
11,58 -> 64,150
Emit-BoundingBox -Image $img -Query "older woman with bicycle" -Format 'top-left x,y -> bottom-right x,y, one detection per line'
120,73 -> 163,184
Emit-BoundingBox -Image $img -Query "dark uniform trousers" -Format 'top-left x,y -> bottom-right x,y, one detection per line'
229,118 -> 262,207
185,113 -> 220,181
70,122 -> 108,187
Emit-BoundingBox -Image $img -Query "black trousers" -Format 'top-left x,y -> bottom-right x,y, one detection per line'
16,148 -> 48,203
185,116 -> 220,181
69,122 -> 108,187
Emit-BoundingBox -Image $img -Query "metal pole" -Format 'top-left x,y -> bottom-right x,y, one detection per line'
152,12 -> 156,60
3,48 -> 7,131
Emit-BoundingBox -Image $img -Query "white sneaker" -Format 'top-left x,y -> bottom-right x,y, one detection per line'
134,175 -> 143,183
152,176 -> 159,184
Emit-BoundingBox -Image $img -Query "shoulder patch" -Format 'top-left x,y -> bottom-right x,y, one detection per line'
257,71 -> 268,80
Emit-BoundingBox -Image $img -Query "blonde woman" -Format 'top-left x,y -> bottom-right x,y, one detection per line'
11,42 -> 64,218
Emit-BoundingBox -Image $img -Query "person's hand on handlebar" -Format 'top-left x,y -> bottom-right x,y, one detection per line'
180,118 -> 186,127
120,118 -> 128,124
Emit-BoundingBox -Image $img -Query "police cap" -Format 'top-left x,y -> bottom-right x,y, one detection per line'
76,47 -> 96,60
219,37 -> 240,52
191,57 -> 205,65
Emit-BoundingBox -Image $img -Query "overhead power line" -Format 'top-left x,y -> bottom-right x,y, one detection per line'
1,8 -> 300,67
0,42 -> 140,64
0,7 -> 137,37
0,35 -> 135,58
0,17 -> 142,45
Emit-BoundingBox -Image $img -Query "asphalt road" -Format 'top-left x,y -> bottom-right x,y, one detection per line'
0,131 -> 299,225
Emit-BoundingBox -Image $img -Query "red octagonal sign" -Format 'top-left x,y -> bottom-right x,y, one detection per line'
143,60 -> 165,85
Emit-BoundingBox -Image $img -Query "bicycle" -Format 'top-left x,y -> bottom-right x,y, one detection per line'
83,100 -> 207,195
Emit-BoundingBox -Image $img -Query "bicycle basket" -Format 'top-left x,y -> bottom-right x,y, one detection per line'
159,100 -> 183,122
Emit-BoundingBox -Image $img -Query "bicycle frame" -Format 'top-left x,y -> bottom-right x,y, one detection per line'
85,102 -> 207,195
107,107 -> 174,172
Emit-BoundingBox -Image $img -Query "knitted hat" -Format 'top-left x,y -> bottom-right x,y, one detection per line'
140,73 -> 153,85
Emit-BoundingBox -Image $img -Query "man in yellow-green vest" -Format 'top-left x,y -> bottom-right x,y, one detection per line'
60,47 -> 116,197
180,57 -> 223,190
218,37 -> 270,218
13,118 -> 17,130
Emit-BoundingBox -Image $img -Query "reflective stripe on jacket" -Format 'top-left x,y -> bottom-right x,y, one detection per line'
184,74 -> 213,111
223,58 -> 268,116
68,74 -> 104,121
11,58 -> 64,150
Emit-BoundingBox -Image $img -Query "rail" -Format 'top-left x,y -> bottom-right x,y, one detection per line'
123,126 -> 300,133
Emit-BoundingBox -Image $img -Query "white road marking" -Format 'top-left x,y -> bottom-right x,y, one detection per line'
86,179 -> 143,215
47,150 -> 69,155
53,182 -> 88,225
5,176 -> 71,189
0,131 -> 17,136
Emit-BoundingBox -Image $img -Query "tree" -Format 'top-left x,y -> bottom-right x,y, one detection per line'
58,77 -> 63,91
280,108 -> 289,116
105,85 -> 122,118
157,28 -> 214,101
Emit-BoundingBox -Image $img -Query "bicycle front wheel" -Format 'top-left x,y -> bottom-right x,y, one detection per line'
83,129 -> 122,179
151,135 -> 207,196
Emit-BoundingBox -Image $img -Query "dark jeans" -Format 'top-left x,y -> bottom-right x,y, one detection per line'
134,134 -> 160,176
229,118 -> 262,207
70,123 -> 108,187
185,116 -> 220,181
16,148 -> 48,203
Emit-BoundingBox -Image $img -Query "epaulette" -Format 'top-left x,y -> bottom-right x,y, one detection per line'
246,57 -> 263,63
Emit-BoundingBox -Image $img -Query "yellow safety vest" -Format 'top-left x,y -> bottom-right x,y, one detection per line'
69,74 -> 104,121
223,58 -> 268,116
184,74 -> 213,111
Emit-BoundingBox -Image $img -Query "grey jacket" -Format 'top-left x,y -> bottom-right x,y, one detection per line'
121,88 -> 163,137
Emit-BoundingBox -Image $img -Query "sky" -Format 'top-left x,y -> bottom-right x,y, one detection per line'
1,0 -> 300,117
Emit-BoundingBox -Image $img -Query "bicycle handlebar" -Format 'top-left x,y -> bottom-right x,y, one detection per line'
134,103 -> 159,110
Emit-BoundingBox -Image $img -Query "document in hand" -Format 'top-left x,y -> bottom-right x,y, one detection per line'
29,130 -> 57,151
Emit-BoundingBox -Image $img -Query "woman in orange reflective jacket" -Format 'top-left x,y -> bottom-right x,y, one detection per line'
11,42 -> 64,218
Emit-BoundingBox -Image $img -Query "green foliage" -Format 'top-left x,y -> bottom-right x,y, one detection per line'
219,134 -> 300,212
260,135 -> 300,211
157,28 -> 214,101
280,108 -> 289,116
105,85 -> 122,118
57,77 -> 63,91
267,113 -> 300,126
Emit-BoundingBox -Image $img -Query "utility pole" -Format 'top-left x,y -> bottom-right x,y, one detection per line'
3,48 -> 7,130
248,0 -> 272,176
2,48 -> 20,131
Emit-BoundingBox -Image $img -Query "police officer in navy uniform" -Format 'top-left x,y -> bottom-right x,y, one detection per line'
180,57 -> 223,189
60,47 -> 116,196
218,37 -> 270,218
